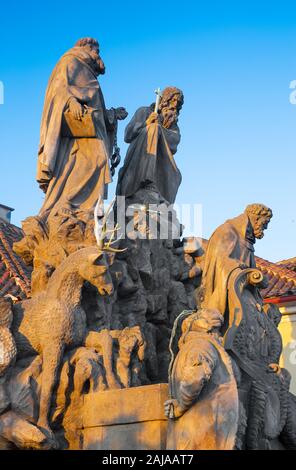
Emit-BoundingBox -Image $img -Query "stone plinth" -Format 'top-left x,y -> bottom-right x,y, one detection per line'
81,383 -> 169,450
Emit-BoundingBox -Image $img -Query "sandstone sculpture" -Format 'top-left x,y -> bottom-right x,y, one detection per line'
199,203 -> 273,315
3,32 -> 294,451
195,204 -> 296,450
37,37 -> 127,217
165,308 -> 239,450
14,37 -> 128,295
9,246 -> 116,440
224,266 -> 296,449
116,86 -> 184,204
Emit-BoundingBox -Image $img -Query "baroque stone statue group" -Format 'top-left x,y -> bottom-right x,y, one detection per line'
0,37 -> 295,450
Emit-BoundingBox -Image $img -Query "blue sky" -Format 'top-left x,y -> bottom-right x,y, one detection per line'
0,1 -> 295,261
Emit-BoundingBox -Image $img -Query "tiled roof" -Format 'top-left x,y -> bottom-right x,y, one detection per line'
256,256 -> 296,299
0,220 -> 31,299
276,257 -> 296,272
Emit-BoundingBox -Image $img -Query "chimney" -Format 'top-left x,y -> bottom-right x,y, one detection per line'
0,204 -> 14,223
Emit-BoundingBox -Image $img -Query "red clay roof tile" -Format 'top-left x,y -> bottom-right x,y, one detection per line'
256,256 -> 296,299
0,220 -> 31,299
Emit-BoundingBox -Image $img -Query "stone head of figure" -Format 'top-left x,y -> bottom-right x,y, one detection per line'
245,203 -> 273,240
159,87 -> 184,129
0,296 -> 13,328
182,308 -> 224,336
75,37 -> 105,76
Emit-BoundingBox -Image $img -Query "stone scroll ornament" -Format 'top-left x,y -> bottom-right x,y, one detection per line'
223,267 -> 296,449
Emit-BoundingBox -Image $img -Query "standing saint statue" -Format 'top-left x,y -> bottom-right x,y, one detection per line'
116,87 -> 184,204
37,37 -> 127,219
200,203 -> 273,315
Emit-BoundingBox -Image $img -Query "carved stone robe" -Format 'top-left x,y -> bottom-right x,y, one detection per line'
167,331 -> 238,450
37,47 -> 114,218
116,106 -> 182,203
200,213 -> 256,315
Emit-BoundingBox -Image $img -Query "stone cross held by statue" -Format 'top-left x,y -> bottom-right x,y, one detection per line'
154,87 -> 162,113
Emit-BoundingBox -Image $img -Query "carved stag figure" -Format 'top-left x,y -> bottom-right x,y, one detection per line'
5,199 -> 124,442
10,245 -> 116,439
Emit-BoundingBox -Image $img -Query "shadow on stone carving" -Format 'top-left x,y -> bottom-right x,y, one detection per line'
166,204 -> 296,450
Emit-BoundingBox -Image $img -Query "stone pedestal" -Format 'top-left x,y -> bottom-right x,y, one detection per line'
81,383 -> 169,450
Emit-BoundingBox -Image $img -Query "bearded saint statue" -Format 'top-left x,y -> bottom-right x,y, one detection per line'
116,86 -> 184,204
199,203 -> 273,316
36,37 -> 127,219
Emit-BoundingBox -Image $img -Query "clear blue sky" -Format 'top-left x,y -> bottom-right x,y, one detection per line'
0,1 -> 295,261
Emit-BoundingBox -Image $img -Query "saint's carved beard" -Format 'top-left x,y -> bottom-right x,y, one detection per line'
253,221 -> 264,239
161,108 -> 178,129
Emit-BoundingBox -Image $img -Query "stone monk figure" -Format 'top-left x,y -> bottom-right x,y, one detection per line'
116,87 -> 184,204
37,37 -> 127,218
200,204 -> 273,315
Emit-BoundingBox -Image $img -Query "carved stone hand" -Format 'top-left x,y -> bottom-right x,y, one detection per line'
145,111 -> 159,126
164,399 -> 185,419
68,98 -> 84,120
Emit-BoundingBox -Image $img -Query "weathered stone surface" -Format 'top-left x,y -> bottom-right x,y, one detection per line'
82,384 -> 168,450
194,204 -> 296,450
116,87 -> 183,205
83,421 -> 167,450
165,309 -> 239,450
36,37 -> 127,215
0,411 -> 54,450
199,204 -> 272,315
83,383 -> 168,427
6,32 -> 295,453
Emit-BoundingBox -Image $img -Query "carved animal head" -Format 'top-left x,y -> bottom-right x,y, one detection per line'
76,197 -> 126,296
78,251 -> 114,297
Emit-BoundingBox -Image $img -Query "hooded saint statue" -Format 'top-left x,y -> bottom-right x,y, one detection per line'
116,87 -> 184,204
36,37 -> 127,219
200,204 -> 273,315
